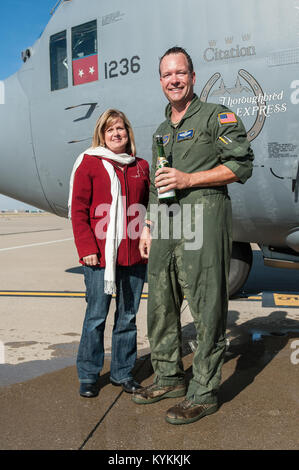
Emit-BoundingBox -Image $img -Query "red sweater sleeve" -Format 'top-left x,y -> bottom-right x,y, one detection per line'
71,160 -> 99,261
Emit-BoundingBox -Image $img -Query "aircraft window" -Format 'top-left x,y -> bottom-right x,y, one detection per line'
50,30 -> 68,91
72,20 -> 98,85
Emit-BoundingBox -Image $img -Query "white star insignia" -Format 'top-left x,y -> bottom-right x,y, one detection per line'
89,66 -> 95,75
78,69 -> 84,78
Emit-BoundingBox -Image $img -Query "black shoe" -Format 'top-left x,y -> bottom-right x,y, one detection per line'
111,379 -> 142,394
122,380 -> 142,394
79,382 -> 100,398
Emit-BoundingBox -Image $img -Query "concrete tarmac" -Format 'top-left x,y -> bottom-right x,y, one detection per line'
0,213 -> 298,450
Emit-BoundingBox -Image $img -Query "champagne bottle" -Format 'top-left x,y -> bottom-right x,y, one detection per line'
155,135 -> 176,203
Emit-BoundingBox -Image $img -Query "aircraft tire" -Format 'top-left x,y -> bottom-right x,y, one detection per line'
229,242 -> 253,298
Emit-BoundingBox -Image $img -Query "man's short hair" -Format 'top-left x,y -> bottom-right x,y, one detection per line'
159,46 -> 194,76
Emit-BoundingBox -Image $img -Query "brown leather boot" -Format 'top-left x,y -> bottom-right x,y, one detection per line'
132,382 -> 186,404
166,398 -> 218,424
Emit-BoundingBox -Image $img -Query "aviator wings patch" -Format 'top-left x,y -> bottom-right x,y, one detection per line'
177,129 -> 194,142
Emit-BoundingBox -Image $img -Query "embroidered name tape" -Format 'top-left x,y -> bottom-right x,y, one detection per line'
177,129 -> 194,142
218,112 -> 237,125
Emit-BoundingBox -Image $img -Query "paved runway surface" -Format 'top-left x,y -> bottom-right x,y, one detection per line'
0,213 -> 298,451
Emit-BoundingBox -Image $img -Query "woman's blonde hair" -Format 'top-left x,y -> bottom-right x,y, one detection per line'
92,109 -> 136,156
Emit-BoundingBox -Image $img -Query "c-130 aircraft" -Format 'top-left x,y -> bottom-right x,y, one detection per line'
0,0 -> 299,296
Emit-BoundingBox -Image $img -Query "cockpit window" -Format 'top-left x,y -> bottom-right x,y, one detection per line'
50,30 -> 68,91
72,20 -> 98,85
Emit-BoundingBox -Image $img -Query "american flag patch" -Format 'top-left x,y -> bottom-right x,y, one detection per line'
218,112 -> 237,125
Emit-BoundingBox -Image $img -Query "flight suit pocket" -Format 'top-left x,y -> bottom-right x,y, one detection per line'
176,137 -> 215,176
181,132 -> 213,160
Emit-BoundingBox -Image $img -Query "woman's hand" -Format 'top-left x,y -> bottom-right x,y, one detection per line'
83,254 -> 99,266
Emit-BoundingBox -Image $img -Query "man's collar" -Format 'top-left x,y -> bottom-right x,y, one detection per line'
165,94 -> 202,125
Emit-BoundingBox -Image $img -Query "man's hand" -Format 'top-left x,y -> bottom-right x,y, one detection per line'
83,254 -> 99,266
139,226 -> 152,259
155,167 -> 191,193
155,164 -> 239,192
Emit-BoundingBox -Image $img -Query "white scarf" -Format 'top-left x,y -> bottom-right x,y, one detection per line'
68,146 -> 135,295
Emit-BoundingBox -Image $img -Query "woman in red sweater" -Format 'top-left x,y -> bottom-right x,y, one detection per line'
69,109 -> 149,397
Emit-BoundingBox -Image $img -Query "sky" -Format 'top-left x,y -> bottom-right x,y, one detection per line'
0,0 -> 56,209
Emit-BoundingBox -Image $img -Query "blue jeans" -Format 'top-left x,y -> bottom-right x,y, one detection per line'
77,264 -> 146,384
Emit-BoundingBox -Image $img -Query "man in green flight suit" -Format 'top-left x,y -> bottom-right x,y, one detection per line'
132,47 -> 254,425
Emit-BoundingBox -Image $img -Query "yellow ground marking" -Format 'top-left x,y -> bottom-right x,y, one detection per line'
273,293 -> 299,307
0,291 -> 149,299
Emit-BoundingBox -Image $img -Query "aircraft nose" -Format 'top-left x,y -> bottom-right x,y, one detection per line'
0,75 -> 53,212
286,229 -> 299,253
